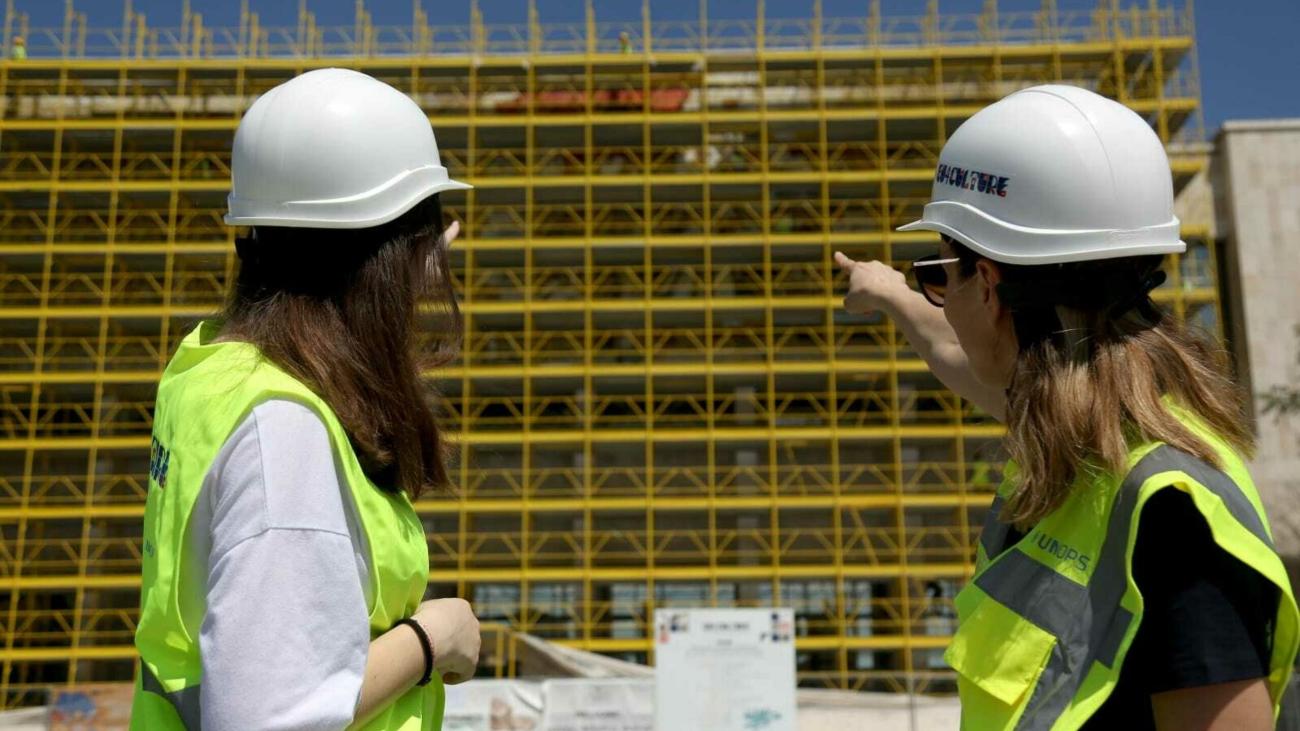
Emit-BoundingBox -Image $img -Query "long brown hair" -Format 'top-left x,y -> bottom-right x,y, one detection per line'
216,194 -> 460,499
947,238 -> 1254,528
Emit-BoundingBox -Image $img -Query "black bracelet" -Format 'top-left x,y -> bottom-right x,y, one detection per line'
396,617 -> 435,687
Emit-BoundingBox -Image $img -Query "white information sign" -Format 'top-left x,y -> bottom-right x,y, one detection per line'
653,608 -> 797,731
542,678 -> 654,731
443,679 -> 543,731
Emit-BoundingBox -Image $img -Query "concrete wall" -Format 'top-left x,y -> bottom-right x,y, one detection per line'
1213,120 -> 1300,559
1172,150 -> 1218,238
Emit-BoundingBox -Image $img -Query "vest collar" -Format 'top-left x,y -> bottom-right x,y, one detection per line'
164,320 -> 258,376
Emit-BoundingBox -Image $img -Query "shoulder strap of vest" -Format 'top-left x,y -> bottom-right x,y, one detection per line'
1135,445 -> 1273,549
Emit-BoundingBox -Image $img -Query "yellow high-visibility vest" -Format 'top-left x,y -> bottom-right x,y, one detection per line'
130,321 -> 444,730
948,401 -> 1299,730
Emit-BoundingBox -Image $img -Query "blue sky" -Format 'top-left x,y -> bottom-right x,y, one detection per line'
8,0 -> 1298,134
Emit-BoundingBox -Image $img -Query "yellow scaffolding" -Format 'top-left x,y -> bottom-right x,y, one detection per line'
0,0 -> 1214,706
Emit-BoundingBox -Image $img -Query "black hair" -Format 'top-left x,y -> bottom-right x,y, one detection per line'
220,193 -> 460,498
941,234 -> 1166,357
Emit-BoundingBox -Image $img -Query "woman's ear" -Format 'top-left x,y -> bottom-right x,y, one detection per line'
975,258 -> 1005,315
976,258 -> 1019,379
443,219 -> 461,247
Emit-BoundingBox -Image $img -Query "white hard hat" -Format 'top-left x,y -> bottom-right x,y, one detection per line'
899,84 -> 1185,265
225,68 -> 471,229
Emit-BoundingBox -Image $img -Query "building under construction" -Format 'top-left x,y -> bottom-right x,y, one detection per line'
0,0 -> 1217,708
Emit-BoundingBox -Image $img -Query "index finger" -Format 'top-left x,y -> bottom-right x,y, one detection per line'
833,251 -> 856,272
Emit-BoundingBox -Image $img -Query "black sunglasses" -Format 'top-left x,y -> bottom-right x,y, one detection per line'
911,254 -> 961,307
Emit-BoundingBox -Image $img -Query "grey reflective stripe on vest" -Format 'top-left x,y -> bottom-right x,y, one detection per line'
980,494 -> 1012,560
141,662 -> 202,730
972,445 -> 1274,731
1156,447 -> 1274,551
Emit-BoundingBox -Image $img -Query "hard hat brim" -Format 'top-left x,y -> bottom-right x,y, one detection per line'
897,216 -> 1014,263
897,200 -> 1186,265
226,166 -> 472,230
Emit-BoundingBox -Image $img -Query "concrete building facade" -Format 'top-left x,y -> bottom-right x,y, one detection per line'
1211,120 -> 1300,562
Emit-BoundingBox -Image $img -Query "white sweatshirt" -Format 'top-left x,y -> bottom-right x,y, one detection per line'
185,399 -> 375,730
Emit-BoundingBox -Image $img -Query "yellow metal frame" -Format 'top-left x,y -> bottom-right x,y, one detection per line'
0,0 -> 1213,706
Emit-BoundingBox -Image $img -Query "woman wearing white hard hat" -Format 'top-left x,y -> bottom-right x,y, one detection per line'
131,68 -> 480,730
836,84 -> 1299,729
